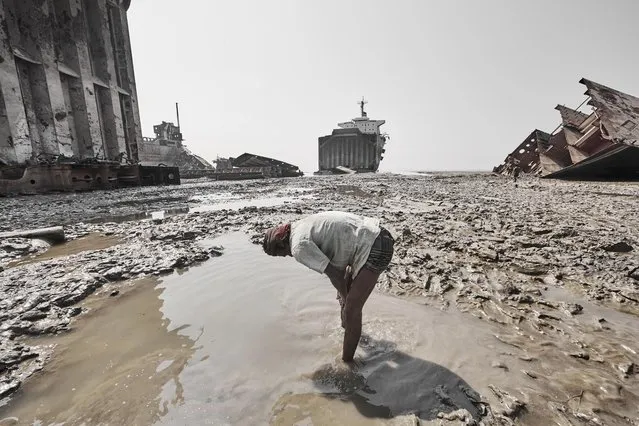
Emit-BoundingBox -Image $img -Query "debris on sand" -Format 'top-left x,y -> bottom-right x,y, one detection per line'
1,174 -> 638,425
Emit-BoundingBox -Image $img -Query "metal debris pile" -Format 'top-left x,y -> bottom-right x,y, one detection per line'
494,78 -> 639,180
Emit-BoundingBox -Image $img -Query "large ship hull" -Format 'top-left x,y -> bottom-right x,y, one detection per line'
315,99 -> 388,175
317,129 -> 382,173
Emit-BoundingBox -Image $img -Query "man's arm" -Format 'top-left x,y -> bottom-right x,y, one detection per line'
293,239 -> 331,273
325,263 -> 348,298
294,239 -> 351,297
341,269 -> 378,362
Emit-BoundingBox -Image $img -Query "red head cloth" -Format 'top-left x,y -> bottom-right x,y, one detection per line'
263,223 -> 291,255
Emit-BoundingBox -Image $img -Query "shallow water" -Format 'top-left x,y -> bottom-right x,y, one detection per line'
85,192 -> 311,225
8,233 -> 122,268
190,195 -> 311,213
1,234 -> 525,425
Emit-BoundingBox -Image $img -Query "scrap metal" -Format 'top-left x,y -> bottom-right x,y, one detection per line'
494,78 -> 639,180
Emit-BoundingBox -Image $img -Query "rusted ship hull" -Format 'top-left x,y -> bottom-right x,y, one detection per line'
0,164 -> 180,196
316,98 -> 388,175
494,78 -> 639,181
317,130 -> 383,174
543,144 -> 639,180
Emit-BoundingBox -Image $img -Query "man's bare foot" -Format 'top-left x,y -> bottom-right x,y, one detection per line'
335,354 -> 362,370
341,357 -> 363,370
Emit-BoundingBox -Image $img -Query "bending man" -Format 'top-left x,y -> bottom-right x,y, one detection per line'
262,211 -> 394,362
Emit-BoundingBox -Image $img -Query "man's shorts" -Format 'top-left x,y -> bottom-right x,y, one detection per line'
364,227 -> 395,274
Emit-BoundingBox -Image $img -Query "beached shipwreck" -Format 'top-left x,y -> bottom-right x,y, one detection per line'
494,78 -> 639,180
315,98 -> 389,175
0,0 -> 211,195
180,153 -> 304,180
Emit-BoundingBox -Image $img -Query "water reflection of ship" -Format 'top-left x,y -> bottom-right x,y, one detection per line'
315,97 -> 390,175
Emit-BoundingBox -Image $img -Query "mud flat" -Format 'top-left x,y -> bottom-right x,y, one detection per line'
0,173 -> 638,425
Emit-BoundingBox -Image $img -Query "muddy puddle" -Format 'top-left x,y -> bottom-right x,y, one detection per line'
0,234 -> 564,425
84,192 -> 313,225
7,233 -> 122,268
84,207 -> 191,225
190,194 -> 311,213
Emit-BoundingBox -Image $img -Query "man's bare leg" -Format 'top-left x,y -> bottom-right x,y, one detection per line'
342,268 -> 379,362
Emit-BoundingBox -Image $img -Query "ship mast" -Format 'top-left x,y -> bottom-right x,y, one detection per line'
359,96 -> 368,118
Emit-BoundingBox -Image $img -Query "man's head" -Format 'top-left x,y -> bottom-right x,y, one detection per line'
262,223 -> 291,257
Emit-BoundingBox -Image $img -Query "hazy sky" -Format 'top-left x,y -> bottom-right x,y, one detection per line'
128,0 -> 639,173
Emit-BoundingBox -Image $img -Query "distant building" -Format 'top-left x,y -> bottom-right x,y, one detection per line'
316,98 -> 389,174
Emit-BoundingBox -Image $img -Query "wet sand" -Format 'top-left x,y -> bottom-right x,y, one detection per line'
1,173 -> 638,425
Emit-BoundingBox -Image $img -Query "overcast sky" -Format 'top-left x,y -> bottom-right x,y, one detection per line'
128,0 -> 639,173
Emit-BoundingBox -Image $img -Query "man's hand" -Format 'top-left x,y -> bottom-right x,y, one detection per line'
344,265 -> 353,292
